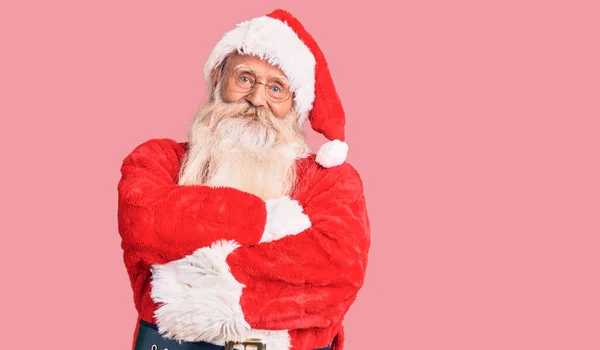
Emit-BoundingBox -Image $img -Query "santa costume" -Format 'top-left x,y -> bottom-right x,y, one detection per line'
117,9 -> 371,350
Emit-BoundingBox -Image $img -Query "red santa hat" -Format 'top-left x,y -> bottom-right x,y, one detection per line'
203,9 -> 349,168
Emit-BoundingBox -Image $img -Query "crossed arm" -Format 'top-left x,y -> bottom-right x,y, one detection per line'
117,138 -> 309,268
229,172 -> 370,332
117,138 -> 370,343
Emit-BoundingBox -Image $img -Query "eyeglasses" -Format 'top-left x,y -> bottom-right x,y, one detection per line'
228,66 -> 292,103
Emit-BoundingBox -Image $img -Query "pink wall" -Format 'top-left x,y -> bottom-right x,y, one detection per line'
1,1 -> 598,349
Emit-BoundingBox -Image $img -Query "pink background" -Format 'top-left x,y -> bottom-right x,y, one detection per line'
1,0 -> 599,349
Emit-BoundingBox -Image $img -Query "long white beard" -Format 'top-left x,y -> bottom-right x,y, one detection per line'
178,90 -> 309,201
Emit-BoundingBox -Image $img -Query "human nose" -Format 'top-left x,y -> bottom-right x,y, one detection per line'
245,82 -> 268,107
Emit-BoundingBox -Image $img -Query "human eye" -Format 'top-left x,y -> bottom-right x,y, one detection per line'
269,81 -> 288,94
234,69 -> 256,87
239,73 -> 254,84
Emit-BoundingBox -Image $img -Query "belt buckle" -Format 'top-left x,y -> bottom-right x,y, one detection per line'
225,338 -> 266,350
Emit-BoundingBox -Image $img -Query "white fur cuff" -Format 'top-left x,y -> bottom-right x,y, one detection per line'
150,240 -> 249,344
260,196 -> 312,243
149,240 -> 293,350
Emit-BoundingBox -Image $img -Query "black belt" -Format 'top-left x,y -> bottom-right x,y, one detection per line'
135,319 -> 331,350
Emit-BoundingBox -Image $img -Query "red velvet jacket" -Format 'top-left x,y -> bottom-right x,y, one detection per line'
117,138 -> 371,350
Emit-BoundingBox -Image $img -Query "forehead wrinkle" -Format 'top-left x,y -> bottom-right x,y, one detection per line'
229,58 -> 290,84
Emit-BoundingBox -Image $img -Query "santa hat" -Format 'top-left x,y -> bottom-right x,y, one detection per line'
203,9 -> 349,168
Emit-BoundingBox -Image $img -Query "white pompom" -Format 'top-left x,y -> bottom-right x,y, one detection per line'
315,139 -> 349,168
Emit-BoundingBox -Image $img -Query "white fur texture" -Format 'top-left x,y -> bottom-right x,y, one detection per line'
203,16 -> 316,125
150,240 -> 291,349
150,240 -> 247,343
316,140 -> 349,168
260,196 -> 312,243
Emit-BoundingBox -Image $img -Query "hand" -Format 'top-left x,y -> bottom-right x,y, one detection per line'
259,196 -> 311,243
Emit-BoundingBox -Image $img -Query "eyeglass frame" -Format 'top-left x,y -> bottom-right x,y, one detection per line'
225,66 -> 293,104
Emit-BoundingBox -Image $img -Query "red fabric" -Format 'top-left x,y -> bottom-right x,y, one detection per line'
267,9 -> 346,142
331,325 -> 344,350
117,138 -> 267,322
226,155 -> 370,347
117,138 -> 370,349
